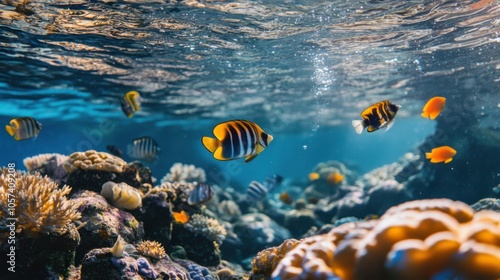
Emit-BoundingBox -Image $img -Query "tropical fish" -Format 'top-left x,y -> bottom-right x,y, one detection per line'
201,120 -> 273,163
121,90 -> 141,118
308,172 -> 320,181
262,174 -> 283,192
279,191 -> 293,205
426,146 -> 457,164
5,117 -> 43,141
327,172 -> 344,185
106,145 -> 123,158
127,136 -> 160,162
246,181 -> 268,201
172,210 -> 190,224
187,183 -> 215,205
421,96 -> 446,120
352,100 -> 401,134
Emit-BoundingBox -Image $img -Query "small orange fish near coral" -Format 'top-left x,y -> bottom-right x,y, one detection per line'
327,172 -> 344,185
308,172 -> 320,181
172,210 -> 190,224
279,191 -> 293,205
421,96 -> 446,120
426,146 -> 457,164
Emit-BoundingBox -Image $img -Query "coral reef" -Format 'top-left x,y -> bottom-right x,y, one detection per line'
0,168 -> 81,279
176,259 -> 218,280
161,162 -> 206,183
23,153 -> 69,185
251,238 -> 300,279
184,214 -> 227,245
63,150 -> 154,193
0,168 -> 81,236
71,191 -> 144,264
136,240 -> 167,260
284,199 -> 322,237
303,161 -> 356,199
233,213 -> 291,258
264,198 -> 500,280
471,198 -> 500,212
101,181 -> 142,210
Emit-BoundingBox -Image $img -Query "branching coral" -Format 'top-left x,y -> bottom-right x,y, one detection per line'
184,214 -> 227,245
161,163 -> 206,183
136,240 -> 167,259
267,198 -> 500,280
63,150 -> 127,173
0,168 -> 81,236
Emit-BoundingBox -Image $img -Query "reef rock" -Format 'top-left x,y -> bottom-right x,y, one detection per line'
233,213 -> 291,258
72,191 -> 144,264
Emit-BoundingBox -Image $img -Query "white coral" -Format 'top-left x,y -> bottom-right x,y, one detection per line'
161,163 -> 206,183
184,214 -> 226,245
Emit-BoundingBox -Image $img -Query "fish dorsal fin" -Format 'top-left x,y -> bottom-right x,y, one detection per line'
244,154 -> 258,163
202,137 -> 220,153
212,123 -> 228,140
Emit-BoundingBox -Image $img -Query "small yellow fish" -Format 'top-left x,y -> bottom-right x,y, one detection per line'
172,210 -> 190,224
352,100 -> 401,134
308,172 -> 320,181
5,117 -> 42,141
327,172 -> 344,185
121,91 -> 141,118
421,96 -> 446,120
202,120 -> 273,163
426,146 -> 457,164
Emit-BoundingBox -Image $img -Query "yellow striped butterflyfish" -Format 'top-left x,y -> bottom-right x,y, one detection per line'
5,117 -> 43,140
201,120 -> 273,163
352,100 -> 401,134
121,91 -> 141,118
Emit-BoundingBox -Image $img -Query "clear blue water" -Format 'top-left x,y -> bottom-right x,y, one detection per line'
1,0 -> 499,187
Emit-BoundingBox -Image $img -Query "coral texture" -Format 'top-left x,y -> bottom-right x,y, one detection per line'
0,168 -> 81,236
63,150 -> 127,173
251,238 -> 300,278
24,153 -> 69,171
268,198 -> 500,280
185,214 -> 227,245
136,240 -> 167,259
161,162 -> 206,183
101,181 -> 142,210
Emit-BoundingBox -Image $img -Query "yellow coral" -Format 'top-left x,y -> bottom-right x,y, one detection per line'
136,240 -> 167,259
252,238 -> 300,277
63,150 -> 127,173
0,168 -> 81,236
268,199 -> 500,280
101,181 -> 142,210
23,153 -> 68,171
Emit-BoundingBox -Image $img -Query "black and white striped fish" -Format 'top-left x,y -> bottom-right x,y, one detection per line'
246,180 -> 269,201
5,117 -> 43,141
187,183 -> 215,205
201,120 -> 273,163
127,136 -> 160,162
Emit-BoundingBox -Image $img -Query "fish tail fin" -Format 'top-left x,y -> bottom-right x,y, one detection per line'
425,152 -> 433,159
202,136 -> 219,153
5,125 -> 15,137
352,120 -> 366,134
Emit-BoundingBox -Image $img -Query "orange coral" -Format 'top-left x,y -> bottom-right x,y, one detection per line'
251,238 -> 300,277
267,199 -> 500,280
63,150 -> 127,173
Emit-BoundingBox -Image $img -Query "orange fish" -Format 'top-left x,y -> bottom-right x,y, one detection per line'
327,172 -> 344,185
308,172 -> 320,181
426,146 -> 457,164
421,97 -> 446,120
172,210 -> 190,224
279,191 -> 293,205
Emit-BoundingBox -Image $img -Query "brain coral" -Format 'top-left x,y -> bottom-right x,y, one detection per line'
184,214 -> 227,245
24,153 -> 69,171
161,162 -> 206,183
63,150 -> 127,173
267,198 -> 500,280
0,168 -> 81,236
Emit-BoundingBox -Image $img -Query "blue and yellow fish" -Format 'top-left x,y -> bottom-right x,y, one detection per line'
121,91 -> 141,118
352,100 -> 401,134
201,120 -> 273,162
5,117 -> 43,140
